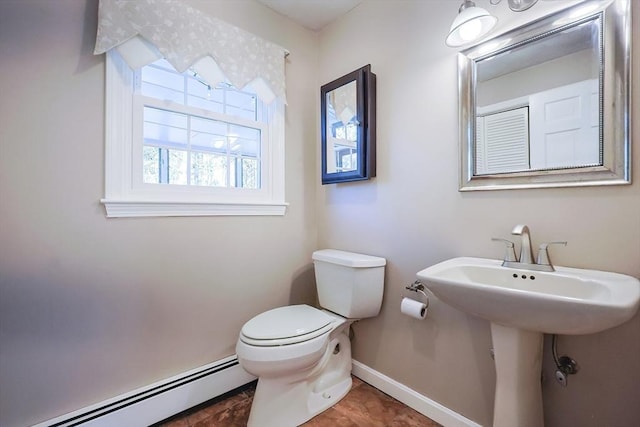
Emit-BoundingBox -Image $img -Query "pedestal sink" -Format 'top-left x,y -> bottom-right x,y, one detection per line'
416,257 -> 640,427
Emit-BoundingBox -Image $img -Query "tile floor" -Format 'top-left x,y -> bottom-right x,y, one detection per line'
157,376 -> 442,427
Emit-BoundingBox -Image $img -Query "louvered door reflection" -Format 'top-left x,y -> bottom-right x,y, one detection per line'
475,107 -> 530,175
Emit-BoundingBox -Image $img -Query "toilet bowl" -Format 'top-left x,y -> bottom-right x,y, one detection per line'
236,249 -> 386,427
237,305 -> 352,426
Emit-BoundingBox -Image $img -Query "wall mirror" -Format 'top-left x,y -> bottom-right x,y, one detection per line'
459,0 -> 630,191
321,65 -> 376,184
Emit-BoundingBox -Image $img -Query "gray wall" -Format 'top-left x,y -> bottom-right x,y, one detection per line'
317,1 -> 640,426
0,1 -> 318,426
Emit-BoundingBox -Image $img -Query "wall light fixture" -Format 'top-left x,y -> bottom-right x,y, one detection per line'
492,0 -> 540,13
445,1 -> 498,47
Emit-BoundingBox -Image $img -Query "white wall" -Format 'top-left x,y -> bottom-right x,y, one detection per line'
318,1 -> 639,426
478,48 -> 597,107
0,1 -> 318,426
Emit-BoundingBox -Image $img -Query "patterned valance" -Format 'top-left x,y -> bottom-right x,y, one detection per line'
94,0 -> 287,103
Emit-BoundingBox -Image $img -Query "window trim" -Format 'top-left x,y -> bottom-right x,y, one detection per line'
101,51 -> 287,217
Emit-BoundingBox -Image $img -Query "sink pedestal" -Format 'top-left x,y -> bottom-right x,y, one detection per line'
491,323 -> 544,427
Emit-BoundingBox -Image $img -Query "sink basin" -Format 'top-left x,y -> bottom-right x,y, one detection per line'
417,257 -> 640,335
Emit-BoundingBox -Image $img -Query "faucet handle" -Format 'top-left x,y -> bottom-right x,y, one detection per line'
492,238 -> 517,262
537,241 -> 567,266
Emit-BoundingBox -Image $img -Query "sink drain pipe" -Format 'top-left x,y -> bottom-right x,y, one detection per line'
552,334 -> 579,387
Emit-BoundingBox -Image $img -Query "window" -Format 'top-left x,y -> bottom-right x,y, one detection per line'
102,52 -> 286,217
138,59 -> 263,189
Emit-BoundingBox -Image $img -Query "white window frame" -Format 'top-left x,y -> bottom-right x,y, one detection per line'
101,51 -> 287,217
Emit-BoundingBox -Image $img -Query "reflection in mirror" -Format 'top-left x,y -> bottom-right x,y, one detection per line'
459,0 -> 630,191
321,65 -> 376,184
325,81 -> 358,174
475,17 -> 600,175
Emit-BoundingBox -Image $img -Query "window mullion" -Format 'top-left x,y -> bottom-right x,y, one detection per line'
133,68 -> 142,93
226,123 -> 232,188
160,148 -> 169,184
186,115 -> 192,186
223,86 -> 228,115
183,71 -> 188,106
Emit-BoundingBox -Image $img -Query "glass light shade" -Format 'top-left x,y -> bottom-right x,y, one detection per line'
446,4 -> 498,47
508,0 -> 539,12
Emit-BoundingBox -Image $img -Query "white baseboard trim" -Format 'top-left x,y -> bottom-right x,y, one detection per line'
352,360 -> 482,427
32,356 -> 479,426
33,355 -> 256,427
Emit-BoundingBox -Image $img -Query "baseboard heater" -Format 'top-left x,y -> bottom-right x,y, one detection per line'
33,355 -> 256,427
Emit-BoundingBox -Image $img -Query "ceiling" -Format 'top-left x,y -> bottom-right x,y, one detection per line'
256,0 -> 569,33
256,0 -> 363,31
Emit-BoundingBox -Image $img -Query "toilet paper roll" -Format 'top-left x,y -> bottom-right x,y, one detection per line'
401,297 -> 427,320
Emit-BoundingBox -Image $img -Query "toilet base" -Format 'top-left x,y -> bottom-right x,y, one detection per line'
246,326 -> 352,427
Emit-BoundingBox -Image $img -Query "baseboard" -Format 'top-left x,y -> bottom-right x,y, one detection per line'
351,360 -> 482,427
33,355 -> 256,427
32,357 -> 479,426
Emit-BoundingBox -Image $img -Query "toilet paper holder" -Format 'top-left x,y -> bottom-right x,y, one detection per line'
405,280 -> 429,304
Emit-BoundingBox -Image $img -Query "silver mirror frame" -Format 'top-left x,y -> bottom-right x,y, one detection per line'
459,0 -> 631,191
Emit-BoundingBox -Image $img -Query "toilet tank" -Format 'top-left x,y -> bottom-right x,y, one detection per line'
312,249 -> 386,319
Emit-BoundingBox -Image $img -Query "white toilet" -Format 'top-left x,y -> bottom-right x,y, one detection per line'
236,249 -> 386,427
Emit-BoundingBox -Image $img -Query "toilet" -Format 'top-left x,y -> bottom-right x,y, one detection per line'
236,249 -> 386,427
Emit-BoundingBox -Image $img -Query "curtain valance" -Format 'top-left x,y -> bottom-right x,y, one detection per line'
94,0 -> 287,103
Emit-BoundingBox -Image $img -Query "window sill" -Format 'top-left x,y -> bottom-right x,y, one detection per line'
101,199 -> 288,218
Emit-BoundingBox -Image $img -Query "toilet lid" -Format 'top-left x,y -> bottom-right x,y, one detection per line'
241,305 -> 334,342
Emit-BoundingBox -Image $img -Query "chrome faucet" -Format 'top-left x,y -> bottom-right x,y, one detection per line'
512,224 -> 534,264
492,224 -> 566,272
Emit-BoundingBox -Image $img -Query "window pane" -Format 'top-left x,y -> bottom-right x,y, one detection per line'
142,66 -> 184,91
168,149 -> 187,185
141,66 -> 185,104
242,158 -> 259,189
229,124 -> 260,157
143,146 -> 160,184
188,78 -> 223,101
226,89 -> 257,120
188,95 -> 224,113
144,107 -> 188,147
226,89 -> 256,110
187,78 -> 224,102
230,138 -> 259,157
225,105 -> 257,120
191,152 -> 227,187
187,78 -> 225,113
142,83 -> 185,104
148,59 -> 175,71
190,117 -> 228,152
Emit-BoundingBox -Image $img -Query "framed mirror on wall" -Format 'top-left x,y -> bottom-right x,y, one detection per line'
321,65 -> 376,184
458,0 -> 631,191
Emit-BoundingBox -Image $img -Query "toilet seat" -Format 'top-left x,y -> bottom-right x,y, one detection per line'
240,305 -> 336,347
